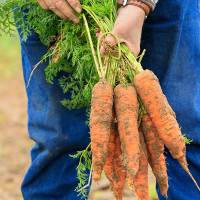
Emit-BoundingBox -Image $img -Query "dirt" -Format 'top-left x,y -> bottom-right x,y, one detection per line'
0,77 -> 32,200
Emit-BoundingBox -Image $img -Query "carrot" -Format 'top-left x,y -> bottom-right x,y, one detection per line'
134,69 -> 200,191
104,123 -> 126,200
90,80 -> 113,181
114,84 -> 140,183
104,123 -> 116,185
163,95 -> 176,118
142,114 -> 168,196
113,130 -> 127,200
132,130 -> 150,200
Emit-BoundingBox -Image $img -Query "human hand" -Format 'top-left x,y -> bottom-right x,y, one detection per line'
101,5 -> 145,56
37,0 -> 81,23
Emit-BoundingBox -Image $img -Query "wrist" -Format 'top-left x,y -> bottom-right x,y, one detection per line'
118,0 -> 151,18
118,4 -> 146,23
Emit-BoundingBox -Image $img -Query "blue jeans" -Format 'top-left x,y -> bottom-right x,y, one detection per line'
20,0 -> 200,199
20,32 -> 90,199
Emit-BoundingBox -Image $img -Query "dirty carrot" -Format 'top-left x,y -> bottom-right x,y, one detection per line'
104,122 -> 116,190
113,131 -> 127,200
90,80 -> 113,181
114,84 -> 140,183
133,130 -> 150,200
134,69 -> 200,190
142,114 -> 168,196
163,95 -> 176,118
104,123 -> 126,200
104,123 -> 116,182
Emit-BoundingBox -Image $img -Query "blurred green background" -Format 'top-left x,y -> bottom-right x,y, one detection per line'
0,34 -> 20,79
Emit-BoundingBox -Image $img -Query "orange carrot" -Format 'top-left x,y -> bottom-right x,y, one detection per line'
113,130 -> 127,200
104,124 -> 126,200
114,84 -> 140,183
90,80 -> 113,181
142,114 -> 168,196
104,122 -> 117,190
163,95 -> 176,118
134,69 -> 200,190
133,130 -> 150,200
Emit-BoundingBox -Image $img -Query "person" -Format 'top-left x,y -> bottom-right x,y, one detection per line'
19,0 -> 200,199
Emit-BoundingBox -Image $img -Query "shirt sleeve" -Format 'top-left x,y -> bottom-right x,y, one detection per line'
141,0 -> 159,10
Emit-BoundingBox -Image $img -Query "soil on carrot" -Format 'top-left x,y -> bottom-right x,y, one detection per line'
0,35 -> 158,200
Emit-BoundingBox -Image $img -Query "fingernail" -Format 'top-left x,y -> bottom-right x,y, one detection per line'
76,7 -> 82,13
73,18 -> 79,24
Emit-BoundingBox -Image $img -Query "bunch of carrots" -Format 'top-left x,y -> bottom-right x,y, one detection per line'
84,8 -> 200,197
89,66 -> 200,199
48,4 -> 200,198
47,7 -> 200,198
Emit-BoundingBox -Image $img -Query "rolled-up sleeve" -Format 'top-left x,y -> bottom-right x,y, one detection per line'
141,0 -> 159,10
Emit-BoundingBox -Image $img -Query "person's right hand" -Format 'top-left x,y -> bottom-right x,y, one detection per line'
100,5 -> 145,56
37,0 -> 81,23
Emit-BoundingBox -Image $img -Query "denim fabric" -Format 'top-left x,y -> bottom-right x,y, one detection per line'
142,0 -> 200,199
20,0 -> 200,199
19,31 -> 90,200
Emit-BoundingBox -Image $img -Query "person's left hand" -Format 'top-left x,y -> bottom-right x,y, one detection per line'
101,5 -> 145,56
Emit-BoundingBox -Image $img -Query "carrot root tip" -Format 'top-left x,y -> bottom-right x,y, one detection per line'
179,157 -> 200,191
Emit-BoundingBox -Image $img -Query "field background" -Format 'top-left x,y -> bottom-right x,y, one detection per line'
0,34 -> 158,200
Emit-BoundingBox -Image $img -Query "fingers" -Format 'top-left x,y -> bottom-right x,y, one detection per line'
67,0 -> 82,13
41,0 -> 66,19
51,8 -> 66,19
55,0 -> 79,23
39,0 -> 80,23
41,0 -> 52,9
37,0 -> 49,10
